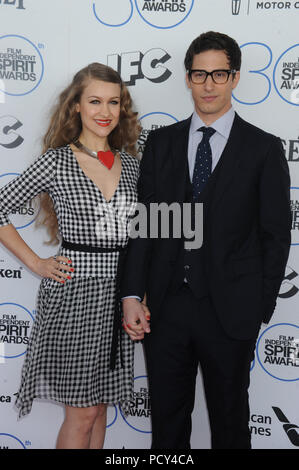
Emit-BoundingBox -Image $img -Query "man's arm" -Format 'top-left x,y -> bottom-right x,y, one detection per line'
259,136 -> 291,323
121,132 -> 157,337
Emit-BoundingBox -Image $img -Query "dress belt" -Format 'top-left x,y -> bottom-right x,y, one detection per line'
61,238 -> 126,371
61,239 -> 124,253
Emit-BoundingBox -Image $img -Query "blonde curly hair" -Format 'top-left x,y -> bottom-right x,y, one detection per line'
36,62 -> 140,244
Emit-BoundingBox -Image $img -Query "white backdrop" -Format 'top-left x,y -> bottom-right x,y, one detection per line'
0,0 -> 299,450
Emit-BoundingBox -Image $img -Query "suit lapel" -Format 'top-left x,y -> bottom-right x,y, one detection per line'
170,116 -> 192,202
210,113 -> 243,211
169,113 -> 244,208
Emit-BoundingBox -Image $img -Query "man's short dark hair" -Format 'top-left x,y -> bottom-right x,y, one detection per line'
184,31 -> 242,72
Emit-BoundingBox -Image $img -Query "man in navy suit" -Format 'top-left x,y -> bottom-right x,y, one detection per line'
121,31 -> 291,449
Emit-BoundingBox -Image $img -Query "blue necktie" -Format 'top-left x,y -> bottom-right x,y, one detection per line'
192,126 -> 216,200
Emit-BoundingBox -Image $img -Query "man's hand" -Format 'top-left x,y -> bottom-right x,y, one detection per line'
122,298 -> 151,341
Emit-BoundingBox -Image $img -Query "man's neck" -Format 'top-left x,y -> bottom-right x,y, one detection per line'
195,105 -> 233,127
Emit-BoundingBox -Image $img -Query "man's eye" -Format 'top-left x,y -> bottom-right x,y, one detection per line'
194,72 -> 206,78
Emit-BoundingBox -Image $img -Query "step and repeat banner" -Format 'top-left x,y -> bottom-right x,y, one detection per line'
0,0 -> 299,450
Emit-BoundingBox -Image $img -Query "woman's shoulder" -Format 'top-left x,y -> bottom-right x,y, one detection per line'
38,144 -> 71,164
46,144 -> 70,157
120,150 -> 140,169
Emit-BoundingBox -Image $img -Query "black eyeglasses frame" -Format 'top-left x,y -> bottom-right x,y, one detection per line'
188,69 -> 237,84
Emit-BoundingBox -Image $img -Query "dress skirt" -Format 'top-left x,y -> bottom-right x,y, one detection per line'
15,277 -> 134,418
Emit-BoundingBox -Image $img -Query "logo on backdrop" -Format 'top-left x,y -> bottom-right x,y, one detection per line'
232,42 -> 299,106
272,407 -> 299,447
0,34 -> 44,96
0,173 -> 40,229
281,136 -> 299,162
0,302 -> 34,359
120,375 -> 151,433
0,392 -> 17,404
0,0 -> 25,9
0,395 -> 11,404
93,0 -> 194,29
232,0 -> 242,14
279,265 -> 299,298
137,111 -> 178,156
0,260 -> 23,280
273,44 -> 299,106
256,323 -> 299,381
107,48 -> 172,86
134,0 -> 194,28
232,0 -> 299,15
0,115 -> 24,149
255,1 -> 299,11
249,412 -> 272,438
0,433 -> 27,449
290,188 -> 299,245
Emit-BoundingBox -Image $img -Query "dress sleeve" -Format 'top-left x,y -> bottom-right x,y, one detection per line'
0,149 -> 57,227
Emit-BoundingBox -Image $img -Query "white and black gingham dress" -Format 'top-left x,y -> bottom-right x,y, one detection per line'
0,145 -> 139,417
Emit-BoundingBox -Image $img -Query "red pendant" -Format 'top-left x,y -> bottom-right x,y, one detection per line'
97,150 -> 114,170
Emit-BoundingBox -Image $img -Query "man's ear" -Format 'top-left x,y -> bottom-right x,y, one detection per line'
232,70 -> 240,90
186,72 -> 191,89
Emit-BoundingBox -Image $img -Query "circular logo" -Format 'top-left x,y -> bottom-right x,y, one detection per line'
137,112 -> 178,157
290,187 -> 299,246
0,115 -> 24,149
233,42 -> 272,105
256,323 -> 299,381
0,433 -> 26,449
134,0 -> 194,29
0,303 -> 34,359
0,173 -> 40,229
106,405 -> 118,428
119,375 -> 151,433
273,44 -> 299,106
93,0 -> 134,27
0,34 -> 44,96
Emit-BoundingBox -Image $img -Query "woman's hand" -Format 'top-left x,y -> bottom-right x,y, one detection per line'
122,298 -> 151,341
33,255 -> 74,284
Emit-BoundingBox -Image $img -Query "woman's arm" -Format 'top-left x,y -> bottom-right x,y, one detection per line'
0,150 -> 72,282
0,224 -> 73,282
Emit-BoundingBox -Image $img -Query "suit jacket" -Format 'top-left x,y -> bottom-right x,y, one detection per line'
121,113 -> 291,340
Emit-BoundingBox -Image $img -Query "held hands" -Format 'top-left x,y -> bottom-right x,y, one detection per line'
33,255 -> 74,284
122,298 -> 151,341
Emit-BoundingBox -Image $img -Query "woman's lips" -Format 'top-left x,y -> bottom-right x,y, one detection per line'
95,119 -> 111,127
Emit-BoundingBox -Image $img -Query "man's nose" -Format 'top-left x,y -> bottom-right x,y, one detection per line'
203,75 -> 215,91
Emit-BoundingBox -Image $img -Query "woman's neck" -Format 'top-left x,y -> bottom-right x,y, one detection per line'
78,133 -> 109,152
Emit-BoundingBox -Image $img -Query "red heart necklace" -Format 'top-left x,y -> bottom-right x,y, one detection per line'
73,139 -> 115,170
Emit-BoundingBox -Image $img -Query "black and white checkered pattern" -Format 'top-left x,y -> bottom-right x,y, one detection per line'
0,144 -> 139,417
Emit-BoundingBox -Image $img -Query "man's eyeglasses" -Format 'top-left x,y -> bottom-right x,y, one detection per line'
188,69 -> 237,85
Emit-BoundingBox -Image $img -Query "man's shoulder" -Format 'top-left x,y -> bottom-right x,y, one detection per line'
235,114 -> 279,144
149,116 -> 191,140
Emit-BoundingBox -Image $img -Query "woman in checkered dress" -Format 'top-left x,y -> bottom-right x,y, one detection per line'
0,63 -> 149,448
